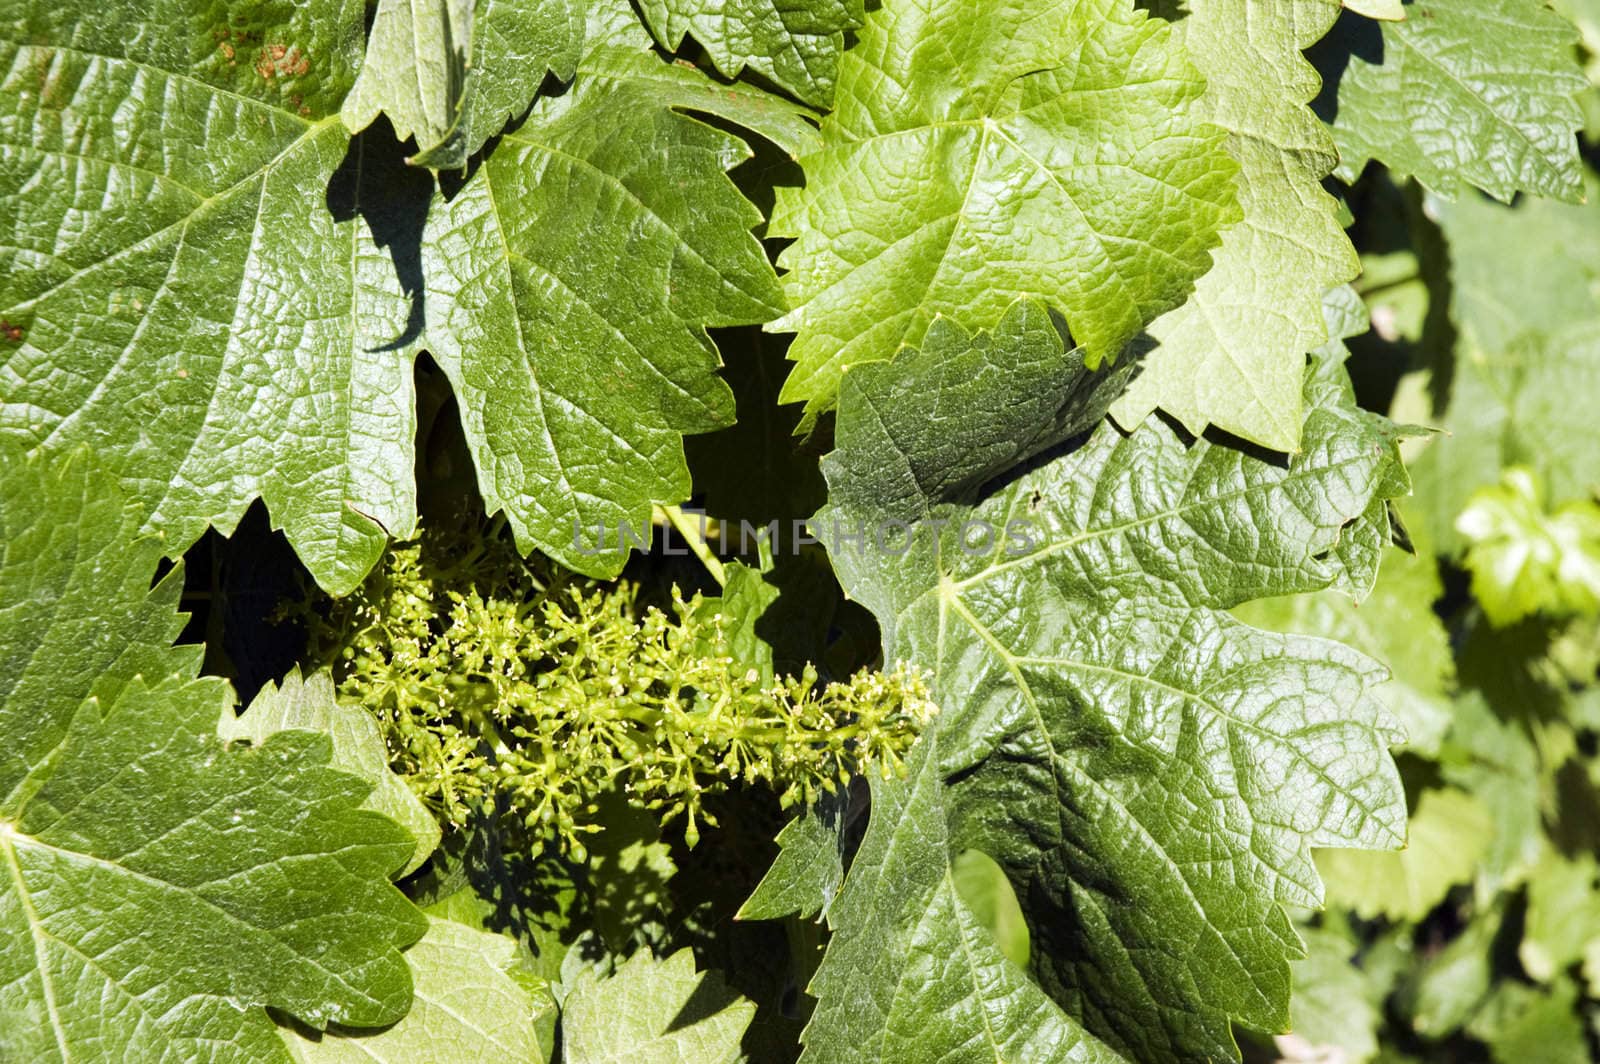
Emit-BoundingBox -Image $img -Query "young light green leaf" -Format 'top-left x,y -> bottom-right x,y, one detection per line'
1109,0 -> 1360,453
419,70 -> 783,578
219,667 -> 441,879
1469,981 -> 1591,1064
1315,787 -> 1491,921
815,319 -> 1408,1060
0,448 -> 426,1062
1282,927 -> 1384,1064
633,0 -> 863,106
799,737 -> 1126,1064
277,917 -> 557,1064
562,948 -> 754,1064
767,0 -> 1241,424
1438,694 -> 1545,893
342,0 -> 585,170
1519,852 -> 1600,984
1457,468 -> 1600,627
950,848 -> 1031,970
0,0 -> 416,595
1407,182 -> 1600,554
1314,0 -> 1588,202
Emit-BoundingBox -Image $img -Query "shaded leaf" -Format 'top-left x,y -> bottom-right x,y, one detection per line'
562,948 -> 754,1064
813,313 -> 1408,1060
278,917 -> 557,1064
798,737 -> 1124,1064
1314,0 -> 1587,202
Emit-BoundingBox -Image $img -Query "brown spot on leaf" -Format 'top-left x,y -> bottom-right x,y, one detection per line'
1,320 -> 24,343
220,42 -> 234,60
255,44 -> 309,82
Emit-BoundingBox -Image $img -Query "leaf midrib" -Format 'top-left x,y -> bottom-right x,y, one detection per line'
0,824 -> 69,1062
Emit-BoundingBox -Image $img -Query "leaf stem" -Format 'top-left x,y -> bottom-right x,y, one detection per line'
655,504 -> 726,587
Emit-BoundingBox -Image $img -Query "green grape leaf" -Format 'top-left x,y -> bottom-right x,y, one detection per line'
1282,927 -> 1384,1064
561,948 -> 754,1064
634,0 -> 863,107
1315,787 -> 1491,921
1469,981 -> 1591,1064
218,667 -> 441,879
1520,852 -> 1600,984
1304,293 -> 1422,599
1313,0 -> 1588,202
799,737 -> 1125,1064
419,57 -> 784,578
0,448 -> 425,1063
1439,693 -> 1545,892
1457,468 -> 1600,627
0,450 -> 201,787
1235,549 -> 1455,756
811,298 -> 1139,529
2,0 -> 796,594
1109,0 -> 1360,453
739,788 -> 853,921
1407,182 -> 1600,554
950,848 -> 1031,970
767,0 -> 1241,424
579,0 -> 823,158
813,317 -> 1408,1060
277,917 -> 557,1064
0,0 -> 416,595
1396,899 -> 1498,1037
342,0 -> 585,170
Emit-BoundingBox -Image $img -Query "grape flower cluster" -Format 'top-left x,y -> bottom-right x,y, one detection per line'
296,518 -> 936,858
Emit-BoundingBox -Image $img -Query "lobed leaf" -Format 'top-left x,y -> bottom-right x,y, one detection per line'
277,917 -> 557,1063
811,311 -> 1409,1061
0,0 -> 412,594
342,0 -> 585,170
1110,0 -> 1360,453
0,447 -> 425,1062
633,0 -> 863,107
1,0 -> 796,591
1313,0 -> 1588,203
562,948 -> 754,1063
219,667 -> 441,879
766,0 -> 1241,425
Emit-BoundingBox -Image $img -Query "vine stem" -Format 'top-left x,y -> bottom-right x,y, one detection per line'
654,504 -> 726,587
